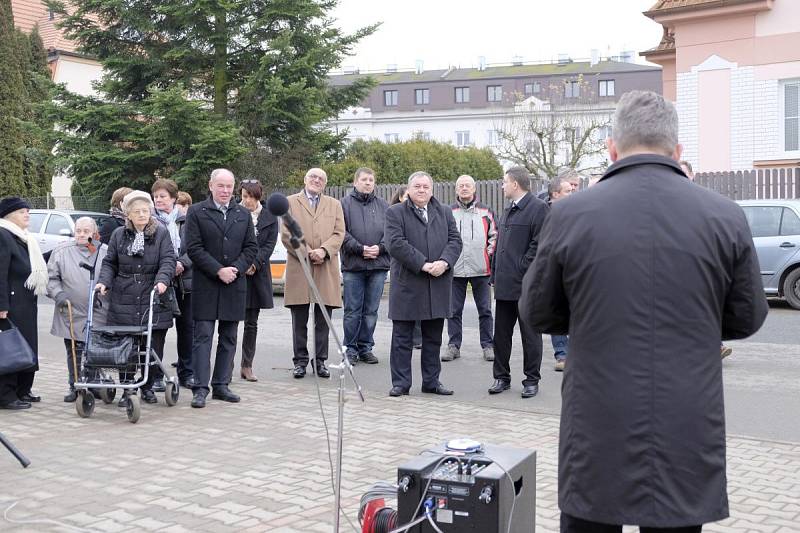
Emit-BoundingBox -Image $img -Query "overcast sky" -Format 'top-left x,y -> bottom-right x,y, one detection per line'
330,0 -> 662,72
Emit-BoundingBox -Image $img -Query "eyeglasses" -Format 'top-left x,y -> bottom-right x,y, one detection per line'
306,174 -> 326,182
241,179 -> 260,184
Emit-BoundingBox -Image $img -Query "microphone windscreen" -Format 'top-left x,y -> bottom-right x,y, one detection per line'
266,193 -> 290,216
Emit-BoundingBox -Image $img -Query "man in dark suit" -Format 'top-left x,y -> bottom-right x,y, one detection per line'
384,171 -> 462,397
488,166 -> 549,399
184,168 -> 258,408
520,91 -> 768,532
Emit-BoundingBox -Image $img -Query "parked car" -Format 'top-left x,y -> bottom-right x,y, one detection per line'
738,199 -> 800,309
270,237 -> 287,294
29,209 -> 114,255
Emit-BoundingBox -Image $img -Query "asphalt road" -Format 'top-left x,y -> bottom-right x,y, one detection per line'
35,295 -> 800,442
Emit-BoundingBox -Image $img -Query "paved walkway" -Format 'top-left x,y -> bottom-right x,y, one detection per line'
1,353 -> 799,532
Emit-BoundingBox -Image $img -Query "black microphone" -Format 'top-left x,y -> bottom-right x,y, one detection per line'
267,193 -> 305,248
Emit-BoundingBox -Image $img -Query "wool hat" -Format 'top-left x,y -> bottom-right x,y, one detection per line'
121,190 -> 155,212
0,197 -> 32,219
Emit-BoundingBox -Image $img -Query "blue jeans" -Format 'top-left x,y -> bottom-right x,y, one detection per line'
552,335 -> 568,360
343,270 -> 387,357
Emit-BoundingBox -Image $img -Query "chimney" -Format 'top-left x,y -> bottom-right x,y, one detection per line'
415,59 -> 424,74
386,63 -> 397,73
478,56 -> 487,71
590,49 -> 600,67
512,55 -> 523,66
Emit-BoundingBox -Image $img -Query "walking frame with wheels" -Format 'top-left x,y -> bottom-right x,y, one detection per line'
73,287 -> 180,423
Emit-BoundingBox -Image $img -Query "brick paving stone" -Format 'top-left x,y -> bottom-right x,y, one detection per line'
0,353 -> 798,532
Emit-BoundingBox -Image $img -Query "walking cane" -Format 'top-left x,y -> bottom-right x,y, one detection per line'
65,301 -> 79,385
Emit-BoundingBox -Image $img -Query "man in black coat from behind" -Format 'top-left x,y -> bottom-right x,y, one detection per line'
184,168 -> 258,408
488,166 -> 549,399
384,171 -> 462,397
520,91 -> 768,532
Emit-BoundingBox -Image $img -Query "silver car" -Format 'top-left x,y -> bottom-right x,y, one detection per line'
738,200 -> 800,309
29,209 -> 113,254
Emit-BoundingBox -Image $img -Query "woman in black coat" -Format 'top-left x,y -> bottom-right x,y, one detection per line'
96,191 -> 176,405
0,197 -> 49,409
98,186 -> 132,244
238,181 -> 278,381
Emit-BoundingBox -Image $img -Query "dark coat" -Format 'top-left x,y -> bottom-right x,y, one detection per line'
0,228 -> 38,368
245,204 -> 278,310
174,214 -> 193,294
491,192 -> 549,301
98,214 -> 125,245
340,189 -> 390,272
385,197 -> 462,320
97,219 -> 177,330
184,197 -> 258,321
519,154 -> 769,527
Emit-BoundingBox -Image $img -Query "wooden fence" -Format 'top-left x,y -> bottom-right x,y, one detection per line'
694,168 -> 800,200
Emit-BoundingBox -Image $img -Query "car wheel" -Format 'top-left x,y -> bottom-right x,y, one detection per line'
782,268 -> 800,310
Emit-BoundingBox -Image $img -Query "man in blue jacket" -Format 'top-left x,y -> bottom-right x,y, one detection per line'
340,167 -> 390,365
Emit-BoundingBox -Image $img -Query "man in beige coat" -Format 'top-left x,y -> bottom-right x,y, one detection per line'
282,168 -> 345,379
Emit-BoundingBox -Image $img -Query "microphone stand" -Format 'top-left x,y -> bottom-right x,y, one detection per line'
0,432 -> 30,468
285,230 -> 365,533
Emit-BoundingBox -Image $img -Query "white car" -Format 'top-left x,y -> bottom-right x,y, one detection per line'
29,209 -> 114,255
270,238 -> 287,293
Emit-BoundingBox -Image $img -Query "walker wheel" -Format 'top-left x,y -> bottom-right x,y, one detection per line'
76,390 -> 95,418
126,394 -> 141,424
99,387 -> 116,404
165,380 -> 179,406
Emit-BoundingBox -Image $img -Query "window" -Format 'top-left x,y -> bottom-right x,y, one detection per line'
742,206 -> 782,237
523,82 -> 540,95
565,81 -> 580,98
486,129 -> 499,146
415,88 -> 430,105
455,87 -> 470,103
28,212 -> 46,233
456,131 -> 471,147
384,133 -> 400,143
45,215 -> 72,236
781,208 -> 800,236
487,85 -> 503,102
599,80 -> 615,97
595,125 -> 613,140
784,81 -> 799,152
384,90 -> 398,107
413,130 -> 431,141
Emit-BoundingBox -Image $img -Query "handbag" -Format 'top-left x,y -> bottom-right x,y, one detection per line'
0,319 -> 37,376
162,285 -> 182,317
85,330 -> 138,368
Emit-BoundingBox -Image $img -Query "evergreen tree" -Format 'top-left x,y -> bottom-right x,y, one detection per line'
0,0 -> 26,196
48,0 -> 377,192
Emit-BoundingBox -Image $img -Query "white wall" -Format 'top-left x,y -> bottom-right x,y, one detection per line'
53,56 -> 103,97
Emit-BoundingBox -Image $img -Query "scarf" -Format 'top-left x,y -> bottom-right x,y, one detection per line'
109,206 -> 125,219
128,230 -> 145,256
244,202 -> 262,236
155,207 -> 181,254
0,218 -> 48,295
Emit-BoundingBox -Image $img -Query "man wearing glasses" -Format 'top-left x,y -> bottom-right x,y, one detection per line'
281,168 -> 345,379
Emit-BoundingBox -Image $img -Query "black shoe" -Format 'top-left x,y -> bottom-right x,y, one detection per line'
413,343 -> 422,350
315,360 -> 330,378
117,391 -> 135,408
346,354 -> 359,366
421,384 -> 454,396
18,393 -> 41,403
141,389 -> 157,404
152,378 -> 166,392
191,389 -> 207,408
488,380 -> 511,394
359,352 -> 379,364
293,365 -> 307,379
389,386 -> 409,397
0,400 -> 31,410
64,389 -> 78,403
521,384 -> 539,398
211,386 -> 240,403
179,376 -> 198,389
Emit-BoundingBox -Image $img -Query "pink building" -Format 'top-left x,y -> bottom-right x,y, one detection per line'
643,0 -> 800,171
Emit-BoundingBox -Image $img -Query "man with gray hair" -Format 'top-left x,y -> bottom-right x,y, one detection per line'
385,171 -> 462,397
46,217 -> 108,402
444,174 -> 497,363
520,90 -> 767,532
184,168 -> 258,408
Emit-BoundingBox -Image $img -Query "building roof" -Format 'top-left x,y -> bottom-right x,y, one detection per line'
645,0 -> 764,17
329,60 -> 660,86
11,0 -> 78,53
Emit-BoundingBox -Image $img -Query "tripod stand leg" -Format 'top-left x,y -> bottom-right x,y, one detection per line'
0,431 -> 30,468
